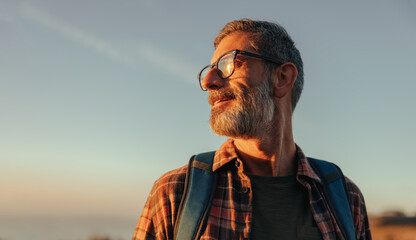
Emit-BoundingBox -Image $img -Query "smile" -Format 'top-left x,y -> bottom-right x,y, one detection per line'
212,96 -> 235,107
214,98 -> 231,105
209,89 -> 237,107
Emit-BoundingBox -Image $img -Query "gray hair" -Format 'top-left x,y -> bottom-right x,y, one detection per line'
214,19 -> 304,112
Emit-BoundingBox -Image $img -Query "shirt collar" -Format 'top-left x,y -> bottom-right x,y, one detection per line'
295,144 -> 322,183
212,139 -> 238,172
212,139 -> 322,183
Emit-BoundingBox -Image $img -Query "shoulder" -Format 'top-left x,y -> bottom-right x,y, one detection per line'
343,176 -> 367,220
344,176 -> 365,206
149,164 -> 188,202
344,176 -> 372,239
134,164 -> 189,240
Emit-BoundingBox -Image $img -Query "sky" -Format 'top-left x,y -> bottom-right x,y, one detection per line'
1,0 -> 416,222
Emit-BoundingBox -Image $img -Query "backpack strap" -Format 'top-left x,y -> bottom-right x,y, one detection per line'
308,157 -> 356,240
174,151 -> 217,240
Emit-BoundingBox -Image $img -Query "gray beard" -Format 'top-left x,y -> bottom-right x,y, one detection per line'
209,78 -> 275,139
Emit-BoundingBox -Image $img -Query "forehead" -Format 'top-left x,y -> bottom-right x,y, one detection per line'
211,32 -> 256,63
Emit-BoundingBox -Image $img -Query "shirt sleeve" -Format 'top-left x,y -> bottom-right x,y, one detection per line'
132,184 -> 159,240
132,166 -> 187,240
345,177 -> 372,240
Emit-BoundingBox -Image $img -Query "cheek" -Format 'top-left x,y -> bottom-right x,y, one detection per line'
242,67 -> 266,88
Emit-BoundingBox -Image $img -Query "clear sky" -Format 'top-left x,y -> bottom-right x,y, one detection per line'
1,0 -> 415,220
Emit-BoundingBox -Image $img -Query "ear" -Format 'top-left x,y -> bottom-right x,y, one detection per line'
272,62 -> 297,98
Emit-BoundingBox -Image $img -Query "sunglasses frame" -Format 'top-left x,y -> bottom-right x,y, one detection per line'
198,49 -> 283,91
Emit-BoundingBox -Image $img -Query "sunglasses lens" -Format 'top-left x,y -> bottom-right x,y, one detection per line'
217,53 -> 234,78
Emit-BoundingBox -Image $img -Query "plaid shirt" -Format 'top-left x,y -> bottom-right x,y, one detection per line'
133,139 -> 371,240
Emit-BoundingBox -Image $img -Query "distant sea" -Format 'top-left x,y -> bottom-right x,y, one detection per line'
0,216 -> 138,240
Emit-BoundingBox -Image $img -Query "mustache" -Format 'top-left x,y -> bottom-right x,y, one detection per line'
208,89 -> 237,106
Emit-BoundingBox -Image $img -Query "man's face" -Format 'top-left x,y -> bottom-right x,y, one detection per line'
201,32 -> 276,138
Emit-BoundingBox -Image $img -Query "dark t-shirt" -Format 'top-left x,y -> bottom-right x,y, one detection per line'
249,175 -> 323,239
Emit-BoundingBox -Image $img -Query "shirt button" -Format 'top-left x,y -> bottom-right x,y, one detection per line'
242,187 -> 251,194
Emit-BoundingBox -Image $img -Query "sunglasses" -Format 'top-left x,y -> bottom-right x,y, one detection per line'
198,49 -> 283,91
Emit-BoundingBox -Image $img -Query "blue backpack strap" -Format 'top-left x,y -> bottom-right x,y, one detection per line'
308,157 -> 356,240
174,151 -> 217,240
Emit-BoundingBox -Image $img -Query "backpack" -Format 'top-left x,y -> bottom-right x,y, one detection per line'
173,151 -> 356,240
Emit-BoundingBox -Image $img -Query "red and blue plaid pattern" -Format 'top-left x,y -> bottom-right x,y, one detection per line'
133,139 -> 371,239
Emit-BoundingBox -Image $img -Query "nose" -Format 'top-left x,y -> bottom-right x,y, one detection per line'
201,68 -> 225,91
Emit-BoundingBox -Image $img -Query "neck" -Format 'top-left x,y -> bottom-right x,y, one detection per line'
232,111 -> 297,177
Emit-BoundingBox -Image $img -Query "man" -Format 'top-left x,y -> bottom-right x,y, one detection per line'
133,19 -> 371,239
